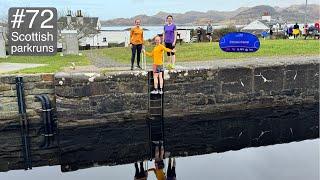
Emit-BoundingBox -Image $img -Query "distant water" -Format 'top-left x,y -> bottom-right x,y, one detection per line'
101,23 -> 318,39
101,25 -> 241,39
101,26 -> 202,39
1,139 -> 319,180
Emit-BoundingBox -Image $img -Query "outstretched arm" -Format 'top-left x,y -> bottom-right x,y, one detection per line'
147,168 -> 156,172
143,49 -> 153,57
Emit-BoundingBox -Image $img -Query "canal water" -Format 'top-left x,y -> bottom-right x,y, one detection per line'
1,139 -> 318,180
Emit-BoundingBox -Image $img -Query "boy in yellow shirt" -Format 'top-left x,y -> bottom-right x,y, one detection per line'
143,36 -> 175,94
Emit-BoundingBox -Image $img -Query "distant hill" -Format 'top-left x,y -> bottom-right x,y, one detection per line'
101,4 -> 320,26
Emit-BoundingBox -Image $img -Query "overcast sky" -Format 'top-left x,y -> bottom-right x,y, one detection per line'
0,0 -> 319,20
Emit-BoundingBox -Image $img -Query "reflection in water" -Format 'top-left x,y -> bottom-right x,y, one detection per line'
134,142 -> 177,180
166,158 -> 177,180
134,162 -> 147,180
56,103 -> 318,173
149,142 -> 165,180
0,139 -> 318,180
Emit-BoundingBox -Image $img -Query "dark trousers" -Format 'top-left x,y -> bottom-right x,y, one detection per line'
131,44 -> 142,67
167,159 -> 176,178
197,35 -> 202,42
134,162 -> 146,178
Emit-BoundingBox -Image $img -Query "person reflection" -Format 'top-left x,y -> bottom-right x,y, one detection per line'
134,161 -> 148,180
166,158 -> 176,180
148,141 -> 166,180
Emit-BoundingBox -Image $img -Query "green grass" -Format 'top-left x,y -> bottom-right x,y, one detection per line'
1,39 -> 319,74
93,39 -> 320,63
0,54 -> 90,73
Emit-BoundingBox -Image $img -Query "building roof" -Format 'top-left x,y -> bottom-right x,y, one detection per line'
242,20 -> 270,30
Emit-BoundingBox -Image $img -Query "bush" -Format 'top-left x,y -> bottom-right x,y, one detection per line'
212,26 -> 238,42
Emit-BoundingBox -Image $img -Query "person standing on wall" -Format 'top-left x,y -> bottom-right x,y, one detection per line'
130,19 -> 144,70
206,21 -> 213,42
143,36 -> 175,94
163,15 -> 177,69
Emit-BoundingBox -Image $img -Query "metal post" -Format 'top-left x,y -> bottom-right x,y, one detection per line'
16,77 -> 32,170
305,0 -> 308,25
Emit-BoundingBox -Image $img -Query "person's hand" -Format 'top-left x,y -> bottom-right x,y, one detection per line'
172,42 -> 176,46
142,49 -> 145,53
129,44 -> 132,48
172,48 -> 176,53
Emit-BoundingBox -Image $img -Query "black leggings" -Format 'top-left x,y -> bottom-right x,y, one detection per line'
134,162 -> 146,178
165,43 -> 175,56
167,160 -> 176,178
131,44 -> 142,67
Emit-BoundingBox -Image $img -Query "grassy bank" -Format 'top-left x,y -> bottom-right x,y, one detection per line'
0,54 -> 90,73
94,39 -> 320,64
0,39 -> 319,74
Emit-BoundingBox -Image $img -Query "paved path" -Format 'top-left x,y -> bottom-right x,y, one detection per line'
85,49 -> 127,68
0,63 -> 46,74
95,55 -> 320,74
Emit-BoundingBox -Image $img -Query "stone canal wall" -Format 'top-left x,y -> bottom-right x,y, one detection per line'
0,74 -> 58,171
54,59 -> 319,125
0,58 -> 319,171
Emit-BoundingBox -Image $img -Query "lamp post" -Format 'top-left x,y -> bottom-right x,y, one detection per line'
305,0 -> 308,25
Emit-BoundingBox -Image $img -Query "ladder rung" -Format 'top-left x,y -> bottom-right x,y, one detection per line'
151,121 -> 163,124
148,118 -> 162,121
150,97 -> 162,100
150,106 -> 162,109
151,135 -> 163,139
150,114 -> 161,116
151,129 -> 163,132
150,124 -> 162,129
149,99 -> 161,101
150,128 -> 163,131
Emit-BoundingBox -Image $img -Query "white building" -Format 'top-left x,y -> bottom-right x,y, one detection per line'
80,30 -> 130,47
177,29 -> 192,43
241,14 -> 285,35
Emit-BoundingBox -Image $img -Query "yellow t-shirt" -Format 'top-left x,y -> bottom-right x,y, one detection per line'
293,29 -> 300,35
130,27 -> 144,45
154,169 -> 166,180
145,44 -> 172,65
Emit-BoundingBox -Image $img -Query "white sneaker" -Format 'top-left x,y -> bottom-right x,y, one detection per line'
151,89 -> 159,94
159,89 -> 163,94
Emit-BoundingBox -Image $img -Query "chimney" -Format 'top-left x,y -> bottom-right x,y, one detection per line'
262,12 -> 271,22
66,10 -> 72,25
76,10 -> 84,25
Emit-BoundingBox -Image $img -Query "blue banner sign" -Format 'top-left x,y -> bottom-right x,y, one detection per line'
219,32 -> 260,53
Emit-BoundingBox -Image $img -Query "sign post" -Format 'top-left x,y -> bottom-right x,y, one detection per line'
219,32 -> 260,53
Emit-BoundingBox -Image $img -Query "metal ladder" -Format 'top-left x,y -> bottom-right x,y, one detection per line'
147,71 -> 165,159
